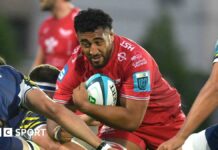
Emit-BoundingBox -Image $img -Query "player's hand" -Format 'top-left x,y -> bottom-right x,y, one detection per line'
157,135 -> 185,150
59,128 -> 73,143
54,126 -> 73,143
73,82 -> 89,108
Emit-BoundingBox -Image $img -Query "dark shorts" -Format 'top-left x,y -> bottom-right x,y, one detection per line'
205,124 -> 218,150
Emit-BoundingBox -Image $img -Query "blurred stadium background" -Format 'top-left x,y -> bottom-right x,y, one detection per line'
0,0 -> 217,132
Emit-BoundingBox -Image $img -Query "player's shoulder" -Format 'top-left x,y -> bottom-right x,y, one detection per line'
40,15 -> 54,27
116,35 -> 149,61
118,36 -> 147,55
0,65 -> 23,80
38,17 -> 51,33
59,46 -> 85,76
69,46 -> 84,63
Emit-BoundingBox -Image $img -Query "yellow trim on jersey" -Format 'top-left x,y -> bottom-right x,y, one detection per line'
20,116 -> 41,129
22,117 -> 39,121
29,121 -> 42,129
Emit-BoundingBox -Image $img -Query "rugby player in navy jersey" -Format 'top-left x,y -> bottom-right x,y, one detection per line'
0,63 -> 115,150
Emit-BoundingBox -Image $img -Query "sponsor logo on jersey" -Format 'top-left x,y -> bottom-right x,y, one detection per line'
133,71 -> 151,92
58,65 -> 68,81
45,37 -> 58,53
59,28 -> 72,37
120,41 -> 135,51
131,54 -> 143,61
132,58 -> 147,68
117,52 -> 127,62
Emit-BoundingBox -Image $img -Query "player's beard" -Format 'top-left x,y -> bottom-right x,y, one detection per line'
89,49 -> 111,69
89,55 -> 106,69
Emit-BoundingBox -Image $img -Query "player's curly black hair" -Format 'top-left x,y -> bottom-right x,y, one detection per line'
74,8 -> 113,33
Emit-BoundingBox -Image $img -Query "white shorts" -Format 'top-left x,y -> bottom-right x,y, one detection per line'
182,130 -> 210,150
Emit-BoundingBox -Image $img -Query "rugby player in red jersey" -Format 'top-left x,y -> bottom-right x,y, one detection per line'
32,0 -> 80,70
49,8 -> 186,150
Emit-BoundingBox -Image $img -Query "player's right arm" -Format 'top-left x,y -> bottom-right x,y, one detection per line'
25,87 -> 108,149
17,76 -> 110,149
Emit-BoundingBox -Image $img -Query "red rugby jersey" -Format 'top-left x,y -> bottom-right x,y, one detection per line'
38,8 -> 80,70
54,35 -> 182,125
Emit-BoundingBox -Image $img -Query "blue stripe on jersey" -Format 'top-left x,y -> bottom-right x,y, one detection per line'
38,85 -> 56,91
205,124 -> 218,150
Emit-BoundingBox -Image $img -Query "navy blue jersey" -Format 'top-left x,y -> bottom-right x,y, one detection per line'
0,65 -> 35,125
0,65 -> 24,122
7,110 -> 27,130
205,124 -> 218,150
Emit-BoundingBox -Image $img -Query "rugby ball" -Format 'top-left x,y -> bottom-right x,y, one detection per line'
85,74 -> 117,106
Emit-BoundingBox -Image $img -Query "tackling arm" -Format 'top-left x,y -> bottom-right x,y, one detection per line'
157,63 -> 218,150
26,88 -> 103,149
177,63 -> 218,139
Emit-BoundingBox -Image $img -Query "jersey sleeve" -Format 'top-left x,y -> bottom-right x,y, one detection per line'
18,77 -> 38,109
120,48 -> 154,101
53,53 -> 82,104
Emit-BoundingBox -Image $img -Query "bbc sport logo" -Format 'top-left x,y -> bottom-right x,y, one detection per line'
0,128 -> 46,137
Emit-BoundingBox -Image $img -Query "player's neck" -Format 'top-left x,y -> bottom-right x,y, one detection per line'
52,3 -> 74,19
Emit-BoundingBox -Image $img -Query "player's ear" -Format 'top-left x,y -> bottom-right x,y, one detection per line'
109,29 -> 115,42
110,29 -> 114,36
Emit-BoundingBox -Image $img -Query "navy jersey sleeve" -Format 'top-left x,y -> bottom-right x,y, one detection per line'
0,65 -> 37,122
0,65 -> 24,121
